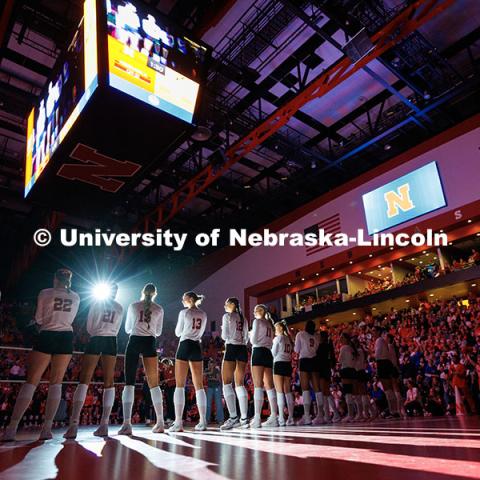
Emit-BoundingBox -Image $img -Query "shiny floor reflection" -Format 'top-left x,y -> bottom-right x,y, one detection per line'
1,417 -> 479,480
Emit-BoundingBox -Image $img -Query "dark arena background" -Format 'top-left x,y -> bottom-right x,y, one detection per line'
1,0 -> 480,479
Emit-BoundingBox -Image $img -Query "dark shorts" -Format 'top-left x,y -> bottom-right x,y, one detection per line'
317,366 -> 332,380
85,336 -> 117,356
251,347 -> 273,368
391,366 -> 400,379
377,359 -> 393,379
224,344 -> 248,363
33,331 -> 73,355
299,357 -> 316,373
125,335 -> 157,358
176,339 -> 202,362
356,369 -> 370,382
273,361 -> 292,377
340,367 -> 357,380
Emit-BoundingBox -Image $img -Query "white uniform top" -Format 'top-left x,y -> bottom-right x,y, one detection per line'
294,331 -> 318,359
35,287 -> 80,332
125,301 -> 164,337
175,307 -> 207,342
388,343 -> 399,368
86,300 -> 123,337
375,336 -> 390,360
221,312 -> 248,345
249,317 -> 273,348
354,348 -> 367,371
338,345 -> 356,369
272,335 -> 293,362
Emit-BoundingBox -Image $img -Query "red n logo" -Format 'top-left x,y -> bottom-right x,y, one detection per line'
57,144 -> 141,192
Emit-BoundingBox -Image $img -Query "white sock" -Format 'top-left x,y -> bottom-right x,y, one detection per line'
196,389 -> 207,423
122,385 -> 135,424
324,395 -> 331,418
43,384 -> 62,430
345,393 -> 355,418
354,395 -> 363,417
254,387 -> 264,418
276,392 -> 285,419
100,388 -> 115,425
9,383 -> 36,428
70,384 -> 88,425
150,386 -> 164,424
315,392 -> 324,418
223,383 -> 237,418
173,387 -> 185,424
285,392 -> 294,418
328,395 -> 338,414
235,385 -> 248,419
302,391 -> 311,418
266,388 -> 278,417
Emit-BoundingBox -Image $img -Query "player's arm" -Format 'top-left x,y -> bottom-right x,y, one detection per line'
86,303 -> 96,335
175,310 -> 184,337
156,307 -> 164,337
220,314 -> 229,341
249,319 -> 259,344
34,290 -> 46,326
198,312 -> 207,337
294,332 -> 301,354
271,336 -> 279,357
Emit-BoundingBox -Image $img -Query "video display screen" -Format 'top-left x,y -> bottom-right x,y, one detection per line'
362,161 -> 447,235
24,0 -> 98,197
106,0 -> 207,123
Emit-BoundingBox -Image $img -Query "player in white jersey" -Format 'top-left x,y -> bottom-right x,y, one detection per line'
272,320 -> 294,426
249,304 -> 278,428
374,326 -> 396,418
294,320 -> 323,425
2,269 -> 80,442
64,283 -> 123,439
118,283 -> 165,436
169,291 -> 208,433
220,297 -> 249,430
352,336 -> 376,421
338,332 -> 359,422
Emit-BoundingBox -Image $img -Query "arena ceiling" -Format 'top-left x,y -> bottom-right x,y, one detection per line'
1,0 -> 480,286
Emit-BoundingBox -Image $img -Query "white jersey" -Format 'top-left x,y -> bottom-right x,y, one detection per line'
35,287 -> 80,332
86,300 -> 123,337
175,307 -> 207,342
375,337 -> 390,360
354,348 -> 367,371
249,317 -> 273,348
125,301 -> 164,337
339,345 -> 356,369
294,331 -> 318,359
221,312 -> 248,345
272,335 -> 293,362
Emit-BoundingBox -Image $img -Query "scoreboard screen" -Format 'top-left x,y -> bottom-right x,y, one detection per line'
24,0 -> 98,197
106,0 -> 207,123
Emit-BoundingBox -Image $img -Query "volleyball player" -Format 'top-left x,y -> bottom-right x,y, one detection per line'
249,304 -> 278,428
387,333 -> 405,418
316,330 -> 340,423
352,336 -> 370,421
272,320 -> 294,426
2,269 -> 80,441
220,297 -> 249,430
374,326 -> 396,418
338,332 -> 358,422
294,320 -> 322,425
64,283 -> 123,439
169,292 -> 208,433
118,284 -> 164,435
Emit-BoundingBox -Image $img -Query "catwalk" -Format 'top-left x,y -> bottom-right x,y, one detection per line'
1,417 -> 479,480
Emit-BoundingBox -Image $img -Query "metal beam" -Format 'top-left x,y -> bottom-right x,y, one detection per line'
132,0 -> 454,236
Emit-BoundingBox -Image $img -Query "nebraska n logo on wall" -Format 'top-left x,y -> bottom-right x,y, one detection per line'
384,183 -> 415,218
57,144 -> 141,192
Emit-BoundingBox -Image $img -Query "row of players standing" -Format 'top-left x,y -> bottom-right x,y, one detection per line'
2,269 -> 403,442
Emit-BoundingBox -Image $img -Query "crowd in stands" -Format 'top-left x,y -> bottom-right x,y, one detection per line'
295,291 -> 342,313
1,289 -> 479,429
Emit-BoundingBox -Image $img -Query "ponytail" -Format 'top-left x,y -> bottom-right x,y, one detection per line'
227,297 -> 245,326
184,291 -> 205,307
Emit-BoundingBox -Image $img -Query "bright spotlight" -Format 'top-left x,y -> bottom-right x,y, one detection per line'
93,282 -> 111,300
